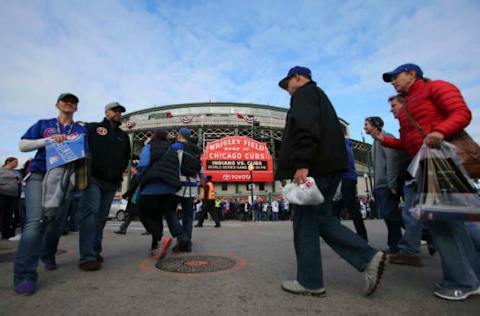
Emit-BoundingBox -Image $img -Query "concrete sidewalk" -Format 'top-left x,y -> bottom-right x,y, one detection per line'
0,220 -> 479,315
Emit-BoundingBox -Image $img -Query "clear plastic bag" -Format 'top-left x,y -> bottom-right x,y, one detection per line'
408,142 -> 480,221
282,177 -> 324,205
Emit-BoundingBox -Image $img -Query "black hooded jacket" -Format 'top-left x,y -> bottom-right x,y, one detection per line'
276,81 -> 348,180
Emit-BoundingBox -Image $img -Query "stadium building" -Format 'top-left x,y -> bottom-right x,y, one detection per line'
121,102 -> 373,200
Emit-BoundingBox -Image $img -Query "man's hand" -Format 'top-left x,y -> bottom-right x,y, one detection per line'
370,129 -> 384,142
424,131 -> 444,148
51,134 -> 66,143
293,168 -> 309,185
390,188 -> 398,195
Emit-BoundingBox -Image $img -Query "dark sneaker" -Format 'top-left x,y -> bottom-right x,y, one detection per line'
96,254 -> 104,263
214,224 -> 221,228
42,257 -> 58,271
141,231 -> 150,235
79,260 -> 101,271
281,280 -> 326,297
114,230 -> 126,235
194,224 -> 203,228
383,248 -> 399,255
15,281 -> 36,295
428,245 -> 437,256
172,241 -> 192,253
434,286 -> 480,301
388,253 -> 423,267
364,251 -> 388,296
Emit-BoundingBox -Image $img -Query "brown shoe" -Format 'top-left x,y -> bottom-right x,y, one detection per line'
79,260 -> 101,271
388,253 -> 423,267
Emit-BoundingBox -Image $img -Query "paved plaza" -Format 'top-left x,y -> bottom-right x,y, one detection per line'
1,220 -> 479,316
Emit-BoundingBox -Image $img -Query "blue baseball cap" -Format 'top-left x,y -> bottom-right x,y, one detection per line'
382,63 -> 423,82
278,66 -> 312,89
178,127 -> 191,138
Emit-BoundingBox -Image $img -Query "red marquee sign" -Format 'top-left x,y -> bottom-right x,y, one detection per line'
201,136 -> 274,182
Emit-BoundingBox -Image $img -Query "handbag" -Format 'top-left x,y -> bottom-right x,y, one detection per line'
282,177 -> 324,205
403,103 -> 480,179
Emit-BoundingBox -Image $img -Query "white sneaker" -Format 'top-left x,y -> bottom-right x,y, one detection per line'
364,251 -> 388,296
434,286 -> 480,301
8,234 -> 21,241
281,280 -> 326,297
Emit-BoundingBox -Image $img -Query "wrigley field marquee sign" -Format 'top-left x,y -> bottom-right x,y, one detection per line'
201,136 -> 274,182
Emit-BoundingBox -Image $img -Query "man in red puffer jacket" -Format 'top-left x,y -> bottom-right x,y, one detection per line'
372,63 -> 480,301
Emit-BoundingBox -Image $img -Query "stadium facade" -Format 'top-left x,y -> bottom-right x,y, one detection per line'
120,102 -> 373,200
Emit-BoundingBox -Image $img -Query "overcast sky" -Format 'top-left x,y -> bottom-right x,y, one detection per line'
1,0 -> 479,164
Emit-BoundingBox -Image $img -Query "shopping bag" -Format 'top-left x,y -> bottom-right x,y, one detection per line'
408,142 -> 480,221
282,177 -> 324,205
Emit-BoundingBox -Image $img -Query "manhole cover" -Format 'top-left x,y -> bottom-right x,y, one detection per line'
155,255 -> 237,273
0,249 -> 69,263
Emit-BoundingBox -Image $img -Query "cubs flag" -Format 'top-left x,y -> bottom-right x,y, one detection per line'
45,134 -> 86,170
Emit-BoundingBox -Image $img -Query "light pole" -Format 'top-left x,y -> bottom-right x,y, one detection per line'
248,163 -> 255,219
363,173 -> 369,196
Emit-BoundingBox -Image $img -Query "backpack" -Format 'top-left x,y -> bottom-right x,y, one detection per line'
180,142 -> 202,177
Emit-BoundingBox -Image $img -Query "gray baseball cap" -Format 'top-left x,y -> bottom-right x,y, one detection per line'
105,101 -> 126,113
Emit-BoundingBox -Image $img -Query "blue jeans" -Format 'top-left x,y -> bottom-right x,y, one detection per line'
397,182 -> 423,256
78,178 -> 118,263
40,198 -> 70,262
256,209 -> 262,221
374,187 -> 402,252
293,174 -> 378,289
13,173 -> 69,286
465,222 -> 480,255
272,212 -> 279,221
428,220 -> 480,290
175,196 -> 194,247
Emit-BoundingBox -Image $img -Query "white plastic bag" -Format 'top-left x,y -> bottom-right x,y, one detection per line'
282,177 -> 324,205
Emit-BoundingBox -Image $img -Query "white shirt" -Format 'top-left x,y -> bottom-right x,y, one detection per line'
271,200 -> 279,213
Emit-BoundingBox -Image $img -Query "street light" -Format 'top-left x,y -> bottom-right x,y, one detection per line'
363,173 -> 369,195
248,163 -> 255,217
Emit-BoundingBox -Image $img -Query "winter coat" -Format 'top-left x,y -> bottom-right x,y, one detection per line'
383,80 -> 471,157
276,81 -> 348,179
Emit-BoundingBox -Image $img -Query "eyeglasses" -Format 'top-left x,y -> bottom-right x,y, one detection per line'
60,99 -> 78,105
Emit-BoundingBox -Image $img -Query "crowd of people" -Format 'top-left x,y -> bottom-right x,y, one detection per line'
1,63 -> 479,302
190,197 -> 291,222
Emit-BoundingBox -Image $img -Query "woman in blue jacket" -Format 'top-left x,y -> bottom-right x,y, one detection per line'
136,129 -> 186,261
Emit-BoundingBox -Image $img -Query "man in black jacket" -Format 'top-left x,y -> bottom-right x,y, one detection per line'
78,102 -> 131,271
277,66 -> 387,297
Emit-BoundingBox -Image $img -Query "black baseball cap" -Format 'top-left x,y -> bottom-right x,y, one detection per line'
57,93 -> 79,103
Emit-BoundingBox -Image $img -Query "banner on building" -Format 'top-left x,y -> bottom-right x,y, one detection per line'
201,136 -> 274,182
